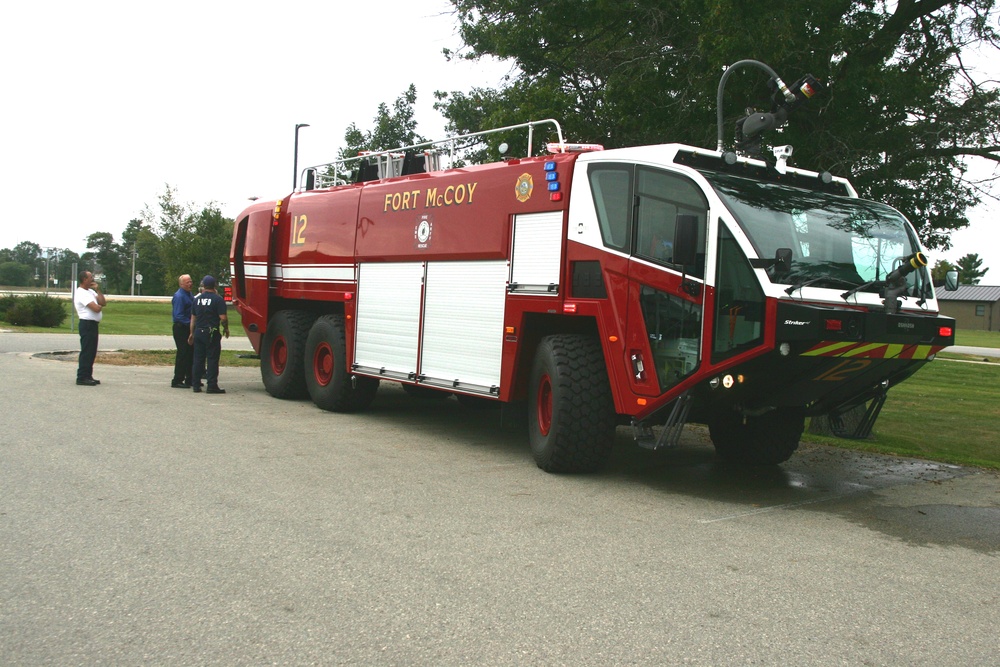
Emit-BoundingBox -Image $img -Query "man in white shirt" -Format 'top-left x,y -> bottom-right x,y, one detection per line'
74,270 -> 107,386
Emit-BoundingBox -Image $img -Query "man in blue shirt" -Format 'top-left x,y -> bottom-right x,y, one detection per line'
171,274 -> 194,388
188,275 -> 229,394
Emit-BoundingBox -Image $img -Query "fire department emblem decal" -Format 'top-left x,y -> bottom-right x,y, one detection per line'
515,173 -> 533,202
414,217 -> 433,248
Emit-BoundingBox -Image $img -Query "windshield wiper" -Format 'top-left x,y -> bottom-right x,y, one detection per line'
784,276 -> 860,296
840,280 -> 881,301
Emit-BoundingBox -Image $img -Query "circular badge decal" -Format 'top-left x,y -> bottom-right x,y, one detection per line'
414,217 -> 433,248
515,173 -> 533,202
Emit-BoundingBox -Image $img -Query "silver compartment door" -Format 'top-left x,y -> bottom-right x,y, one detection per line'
354,262 -> 423,379
420,260 -> 508,393
509,211 -> 563,294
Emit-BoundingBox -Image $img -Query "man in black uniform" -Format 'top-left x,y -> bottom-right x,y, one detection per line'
188,275 -> 229,394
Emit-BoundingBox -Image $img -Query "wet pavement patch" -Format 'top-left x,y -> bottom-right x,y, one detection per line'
838,503 -> 1000,554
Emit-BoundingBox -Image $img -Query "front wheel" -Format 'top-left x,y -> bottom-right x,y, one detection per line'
709,407 -> 805,465
261,310 -> 316,399
528,335 -> 616,473
304,314 -> 379,412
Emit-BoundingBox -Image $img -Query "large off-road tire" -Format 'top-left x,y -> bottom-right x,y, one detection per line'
528,335 -> 616,473
261,310 -> 316,399
709,407 -> 805,465
304,314 -> 379,412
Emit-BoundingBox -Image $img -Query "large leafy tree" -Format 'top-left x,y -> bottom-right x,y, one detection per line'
84,231 -> 128,293
340,84 -> 426,157
439,0 -> 1000,251
0,262 -> 32,286
327,85 -> 429,183
148,185 -> 233,287
122,218 -> 166,296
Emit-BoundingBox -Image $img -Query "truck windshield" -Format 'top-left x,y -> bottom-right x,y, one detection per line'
702,172 -> 924,294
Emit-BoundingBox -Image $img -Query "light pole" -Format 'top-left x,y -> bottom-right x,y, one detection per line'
293,123 -> 310,190
43,247 -> 58,295
130,245 -> 137,296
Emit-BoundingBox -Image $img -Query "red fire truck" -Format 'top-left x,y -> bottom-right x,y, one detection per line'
230,63 -> 955,472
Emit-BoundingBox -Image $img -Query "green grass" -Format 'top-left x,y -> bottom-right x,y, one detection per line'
803,359 -> 1000,469
955,328 -> 1000,348
1,300 -> 244,336
95,349 -> 259,367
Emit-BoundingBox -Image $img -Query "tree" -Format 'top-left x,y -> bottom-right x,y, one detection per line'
121,217 -> 167,295
342,84 -> 426,156
0,261 -> 32,287
439,0 -> 1000,251
955,252 -> 990,284
329,85 -> 428,182
931,259 -> 957,286
9,241 -> 41,267
84,232 -> 128,293
148,185 -> 233,287
52,248 -> 80,289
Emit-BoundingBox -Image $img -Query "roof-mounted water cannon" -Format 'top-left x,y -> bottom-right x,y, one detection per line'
716,60 -> 826,160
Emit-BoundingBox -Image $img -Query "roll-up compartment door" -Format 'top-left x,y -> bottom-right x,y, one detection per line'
354,262 -> 423,379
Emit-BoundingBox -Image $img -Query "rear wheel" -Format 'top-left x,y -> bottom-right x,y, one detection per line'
528,335 -> 616,473
261,310 -> 316,399
305,314 -> 379,412
709,407 -> 804,465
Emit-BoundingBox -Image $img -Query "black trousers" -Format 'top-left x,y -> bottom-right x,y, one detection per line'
172,322 -> 194,384
77,319 -> 99,381
192,328 -> 222,388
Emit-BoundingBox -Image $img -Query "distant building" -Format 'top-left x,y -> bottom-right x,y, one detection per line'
937,285 -> 1000,332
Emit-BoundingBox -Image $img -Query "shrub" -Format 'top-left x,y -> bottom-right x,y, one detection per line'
0,293 -> 17,321
4,294 -> 67,328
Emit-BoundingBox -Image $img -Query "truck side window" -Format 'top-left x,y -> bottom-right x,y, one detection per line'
588,163 -> 633,252
712,223 -> 765,362
634,168 -> 708,279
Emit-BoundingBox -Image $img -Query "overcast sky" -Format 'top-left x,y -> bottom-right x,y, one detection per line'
2,0 -> 997,281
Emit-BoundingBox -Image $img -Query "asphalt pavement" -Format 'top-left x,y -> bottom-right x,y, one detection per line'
0,331 -> 254,354
950,344 -> 1000,358
1,336 -> 998,665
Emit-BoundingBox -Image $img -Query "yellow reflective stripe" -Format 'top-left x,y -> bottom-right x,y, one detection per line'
884,344 -> 905,359
801,341 -> 856,357
911,345 -> 932,360
842,343 -> 884,357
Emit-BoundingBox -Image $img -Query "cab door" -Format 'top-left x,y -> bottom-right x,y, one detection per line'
623,166 -> 709,397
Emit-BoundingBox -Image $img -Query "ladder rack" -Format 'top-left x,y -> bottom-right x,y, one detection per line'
301,119 -> 565,190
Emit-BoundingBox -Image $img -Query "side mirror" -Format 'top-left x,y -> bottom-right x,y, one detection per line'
673,214 -> 700,267
774,247 -> 793,274
303,168 -> 316,192
944,270 -> 959,291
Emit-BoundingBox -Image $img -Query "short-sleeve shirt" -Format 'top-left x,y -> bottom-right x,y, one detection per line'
172,288 -> 193,325
74,287 -> 102,322
192,292 -> 227,330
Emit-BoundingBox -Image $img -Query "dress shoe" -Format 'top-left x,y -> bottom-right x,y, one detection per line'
192,385 -> 202,393
90,378 -> 101,384
76,378 -> 99,386
206,386 -> 226,394
171,381 -> 191,388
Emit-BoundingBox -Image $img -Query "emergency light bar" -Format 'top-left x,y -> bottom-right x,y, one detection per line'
546,143 -> 605,154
